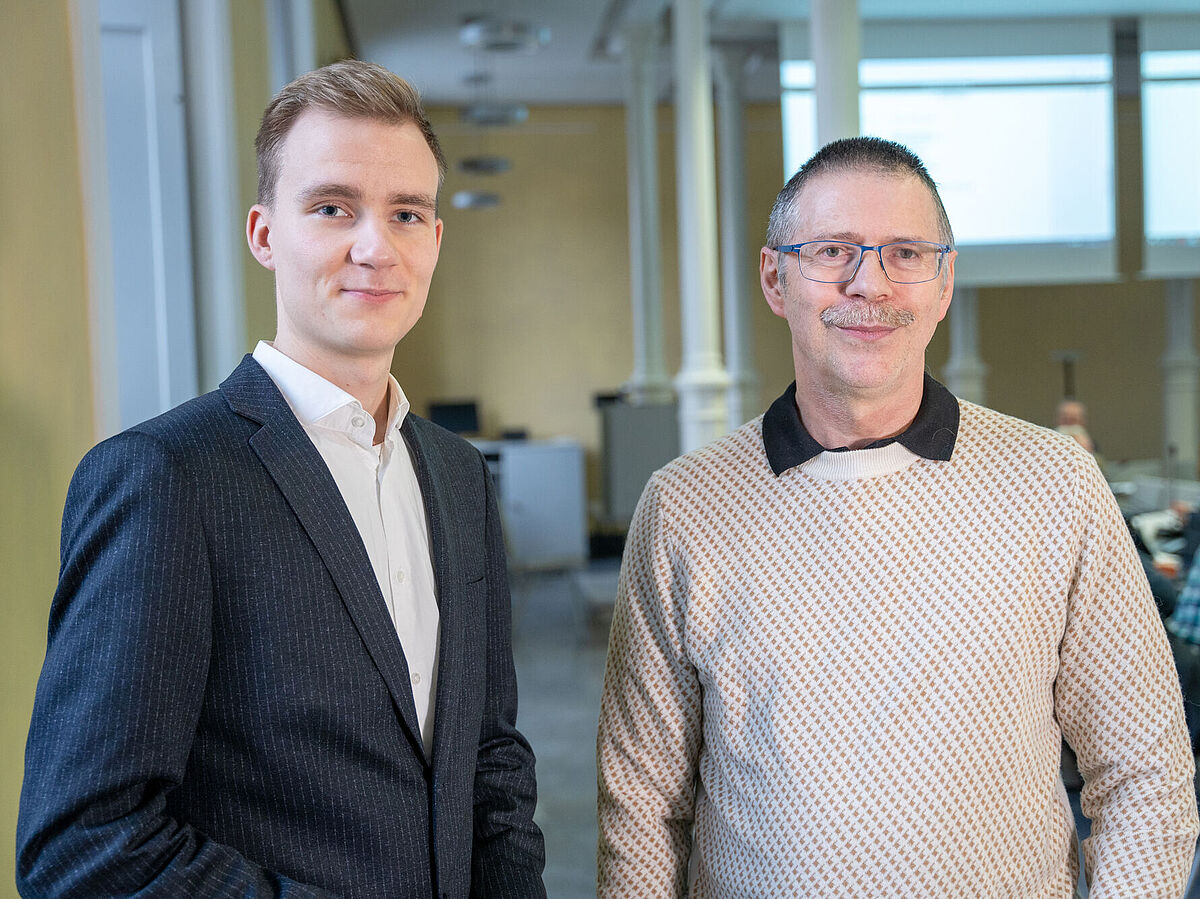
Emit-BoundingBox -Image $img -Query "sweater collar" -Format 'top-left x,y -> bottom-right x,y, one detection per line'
763,373 -> 960,476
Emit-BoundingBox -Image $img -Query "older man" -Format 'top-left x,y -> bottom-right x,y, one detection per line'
597,136 -> 1197,897
18,61 -> 544,898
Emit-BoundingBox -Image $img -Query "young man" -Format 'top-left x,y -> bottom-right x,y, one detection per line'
597,137 -> 1197,896
18,61 -> 545,898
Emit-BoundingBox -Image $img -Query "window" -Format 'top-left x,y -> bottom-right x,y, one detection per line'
779,22 -> 1118,286
1141,19 -> 1200,277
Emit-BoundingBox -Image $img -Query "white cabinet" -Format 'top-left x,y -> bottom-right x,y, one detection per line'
472,439 -> 587,570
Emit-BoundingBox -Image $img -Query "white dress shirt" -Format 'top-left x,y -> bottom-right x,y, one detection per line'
253,341 -> 440,754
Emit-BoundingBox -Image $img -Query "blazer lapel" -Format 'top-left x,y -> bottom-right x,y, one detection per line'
402,419 -> 465,759
220,357 -> 427,760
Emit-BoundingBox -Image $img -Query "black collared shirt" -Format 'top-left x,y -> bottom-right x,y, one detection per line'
763,373 -> 960,476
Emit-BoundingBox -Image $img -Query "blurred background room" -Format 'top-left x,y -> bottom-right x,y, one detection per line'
3,1 -> 1199,895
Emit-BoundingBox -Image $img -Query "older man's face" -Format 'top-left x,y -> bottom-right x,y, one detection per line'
761,169 -> 955,403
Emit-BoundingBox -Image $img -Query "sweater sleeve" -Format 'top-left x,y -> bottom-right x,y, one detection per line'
1056,453 -> 1199,898
597,475 -> 703,897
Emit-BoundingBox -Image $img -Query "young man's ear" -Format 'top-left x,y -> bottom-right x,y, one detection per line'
246,205 -> 276,271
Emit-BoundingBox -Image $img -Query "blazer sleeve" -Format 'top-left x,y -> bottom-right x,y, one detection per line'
469,450 -> 547,898
16,431 -> 333,898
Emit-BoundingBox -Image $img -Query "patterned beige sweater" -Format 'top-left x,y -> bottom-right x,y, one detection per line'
597,400 -> 1198,898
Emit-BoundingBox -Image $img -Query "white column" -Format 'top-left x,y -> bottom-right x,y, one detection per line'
183,0 -> 247,392
1162,279 -> 1200,477
811,0 -> 860,145
266,0 -> 317,88
671,0 -> 730,452
712,44 -> 759,429
289,0 -> 317,75
942,286 -> 987,404
622,24 -> 672,404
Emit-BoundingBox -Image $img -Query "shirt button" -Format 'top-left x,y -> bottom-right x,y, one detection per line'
351,415 -> 366,429
394,569 -> 406,584
411,672 -> 421,685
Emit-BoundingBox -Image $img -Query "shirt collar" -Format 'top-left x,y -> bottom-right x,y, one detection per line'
252,341 -> 410,442
763,372 -> 959,476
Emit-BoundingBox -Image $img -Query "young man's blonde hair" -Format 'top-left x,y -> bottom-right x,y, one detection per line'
254,59 -> 446,207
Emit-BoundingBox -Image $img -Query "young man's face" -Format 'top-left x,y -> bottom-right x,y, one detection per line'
247,108 -> 443,377
760,169 -> 955,403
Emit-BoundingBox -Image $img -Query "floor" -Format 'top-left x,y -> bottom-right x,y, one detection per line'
511,563 -> 615,898
511,561 -> 1200,898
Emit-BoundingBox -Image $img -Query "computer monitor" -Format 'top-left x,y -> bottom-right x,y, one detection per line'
428,400 -> 480,435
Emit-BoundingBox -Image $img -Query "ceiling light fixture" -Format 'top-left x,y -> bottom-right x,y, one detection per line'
457,156 -> 512,175
451,190 -> 502,210
459,15 -> 550,54
460,103 -> 529,126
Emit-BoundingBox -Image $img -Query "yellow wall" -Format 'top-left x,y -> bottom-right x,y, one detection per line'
0,3 -> 95,895
979,280 -> 1168,463
231,0 -> 277,349
402,107 -> 646,445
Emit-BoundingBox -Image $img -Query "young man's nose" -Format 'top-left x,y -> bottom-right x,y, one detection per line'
349,218 -> 399,267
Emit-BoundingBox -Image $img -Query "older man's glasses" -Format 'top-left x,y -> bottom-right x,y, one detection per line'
773,240 -> 952,284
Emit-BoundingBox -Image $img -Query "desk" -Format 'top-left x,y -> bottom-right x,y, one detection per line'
472,439 -> 587,570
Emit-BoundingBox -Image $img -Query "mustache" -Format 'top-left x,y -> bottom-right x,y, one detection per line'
821,303 -> 915,329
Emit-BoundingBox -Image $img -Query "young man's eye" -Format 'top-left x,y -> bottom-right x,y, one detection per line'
396,211 -> 422,224
316,204 -> 344,217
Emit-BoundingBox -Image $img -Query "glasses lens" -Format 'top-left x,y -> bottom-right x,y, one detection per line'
798,242 -> 862,282
880,242 -> 944,283
795,240 -> 945,284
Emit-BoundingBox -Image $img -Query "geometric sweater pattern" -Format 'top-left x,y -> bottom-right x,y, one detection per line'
597,400 -> 1198,898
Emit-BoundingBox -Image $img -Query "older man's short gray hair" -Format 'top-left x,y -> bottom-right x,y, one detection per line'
765,136 -> 955,251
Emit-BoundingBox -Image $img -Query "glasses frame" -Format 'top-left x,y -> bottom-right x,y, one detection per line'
772,240 -> 953,285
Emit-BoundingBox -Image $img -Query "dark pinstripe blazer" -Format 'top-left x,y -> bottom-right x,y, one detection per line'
17,357 -> 546,898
